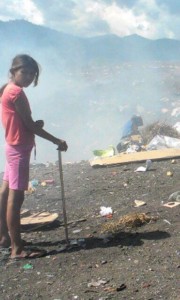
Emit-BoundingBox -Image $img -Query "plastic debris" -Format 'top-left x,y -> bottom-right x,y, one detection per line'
26,181 -> 37,194
72,229 -> 82,234
93,145 -> 115,157
126,144 -> 141,153
31,179 -> 39,187
41,179 -> 55,186
145,159 -> 152,170
23,263 -> 33,270
44,179 -> 55,184
146,135 -> 180,150
100,206 -> 113,217
166,171 -> 173,177
87,279 -> 108,288
134,200 -> 146,207
134,166 -> 146,172
163,219 -> 171,225
168,191 -> 180,202
173,121 -> 180,133
163,202 -> 180,208
135,159 -> 152,172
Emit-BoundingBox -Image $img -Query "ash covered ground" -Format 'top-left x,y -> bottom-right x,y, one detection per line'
0,158 -> 180,300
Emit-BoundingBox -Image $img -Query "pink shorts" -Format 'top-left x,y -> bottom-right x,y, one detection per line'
3,143 -> 33,191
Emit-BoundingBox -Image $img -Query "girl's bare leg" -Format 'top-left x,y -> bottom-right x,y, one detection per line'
7,189 -> 24,256
0,181 -> 10,247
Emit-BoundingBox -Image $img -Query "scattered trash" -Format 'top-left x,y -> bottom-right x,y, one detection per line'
23,263 -> 33,270
134,200 -> 146,207
109,192 -> 114,195
104,284 -> 127,292
101,213 -> 158,233
116,283 -> 127,291
147,135 -> 180,150
21,211 -> 58,226
145,159 -> 152,170
101,260 -> 107,265
26,181 -> 37,194
100,206 -> 113,217
134,166 -> 147,172
166,171 -> 173,177
163,202 -> 180,208
173,121 -> 180,134
93,145 -> 115,158
134,159 -> 152,172
168,191 -> 180,202
25,179 -> 39,194
66,238 -> 86,248
44,179 -> 55,184
171,159 -> 176,164
163,219 -> 171,225
30,179 -> 39,187
104,287 -> 117,292
87,279 -> 108,288
41,179 -> 55,186
126,144 -> 141,153
72,229 -> 82,234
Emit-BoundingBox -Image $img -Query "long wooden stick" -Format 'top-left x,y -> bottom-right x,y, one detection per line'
57,148 -> 69,244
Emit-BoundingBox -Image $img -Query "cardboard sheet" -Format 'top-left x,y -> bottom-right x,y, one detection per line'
21,211 -> 58,225
90,148 -> 180,167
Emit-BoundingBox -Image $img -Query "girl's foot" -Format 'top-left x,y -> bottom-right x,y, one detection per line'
10,247 -> 46,260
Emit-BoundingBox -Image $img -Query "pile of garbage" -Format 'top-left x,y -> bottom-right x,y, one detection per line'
92,120 -> 180,159
117,121 -> 180,154
141,121 -> 180,145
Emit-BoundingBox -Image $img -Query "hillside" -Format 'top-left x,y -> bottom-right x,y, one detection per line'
1,20 -> 180,65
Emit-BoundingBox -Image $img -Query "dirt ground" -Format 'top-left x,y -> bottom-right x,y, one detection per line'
0,157 -> 180,300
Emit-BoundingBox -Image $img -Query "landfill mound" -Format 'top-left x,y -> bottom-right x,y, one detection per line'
141,121 -> 180,145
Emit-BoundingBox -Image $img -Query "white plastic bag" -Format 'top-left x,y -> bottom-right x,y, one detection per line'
100,206 -> 113,216
146,135 -> 180,150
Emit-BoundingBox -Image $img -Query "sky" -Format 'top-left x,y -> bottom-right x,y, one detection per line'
0,0 -> 180,40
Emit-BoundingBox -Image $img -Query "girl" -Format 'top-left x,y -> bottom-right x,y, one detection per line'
0,54 -> 68,259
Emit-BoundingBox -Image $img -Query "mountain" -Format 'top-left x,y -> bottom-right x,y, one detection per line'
0,20 -> 180,66
0,20 -> 180,170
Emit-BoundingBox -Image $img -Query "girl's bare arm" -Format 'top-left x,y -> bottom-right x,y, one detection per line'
15,97 -> 68,151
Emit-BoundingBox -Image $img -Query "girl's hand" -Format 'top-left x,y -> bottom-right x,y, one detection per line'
35,120 -> 44,128
54,138 -> 68,151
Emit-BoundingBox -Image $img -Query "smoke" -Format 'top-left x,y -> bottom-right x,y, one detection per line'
0,22 -> 180,171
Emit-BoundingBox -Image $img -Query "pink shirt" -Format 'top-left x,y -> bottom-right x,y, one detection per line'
1,82 -> 34,145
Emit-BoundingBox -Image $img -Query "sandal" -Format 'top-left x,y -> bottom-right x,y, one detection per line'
10,248 -> 47,260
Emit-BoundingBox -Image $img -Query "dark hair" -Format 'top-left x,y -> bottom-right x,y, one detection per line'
131,115 -> 143,126
0,54 -> 40,97
10,54 -> 40,86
